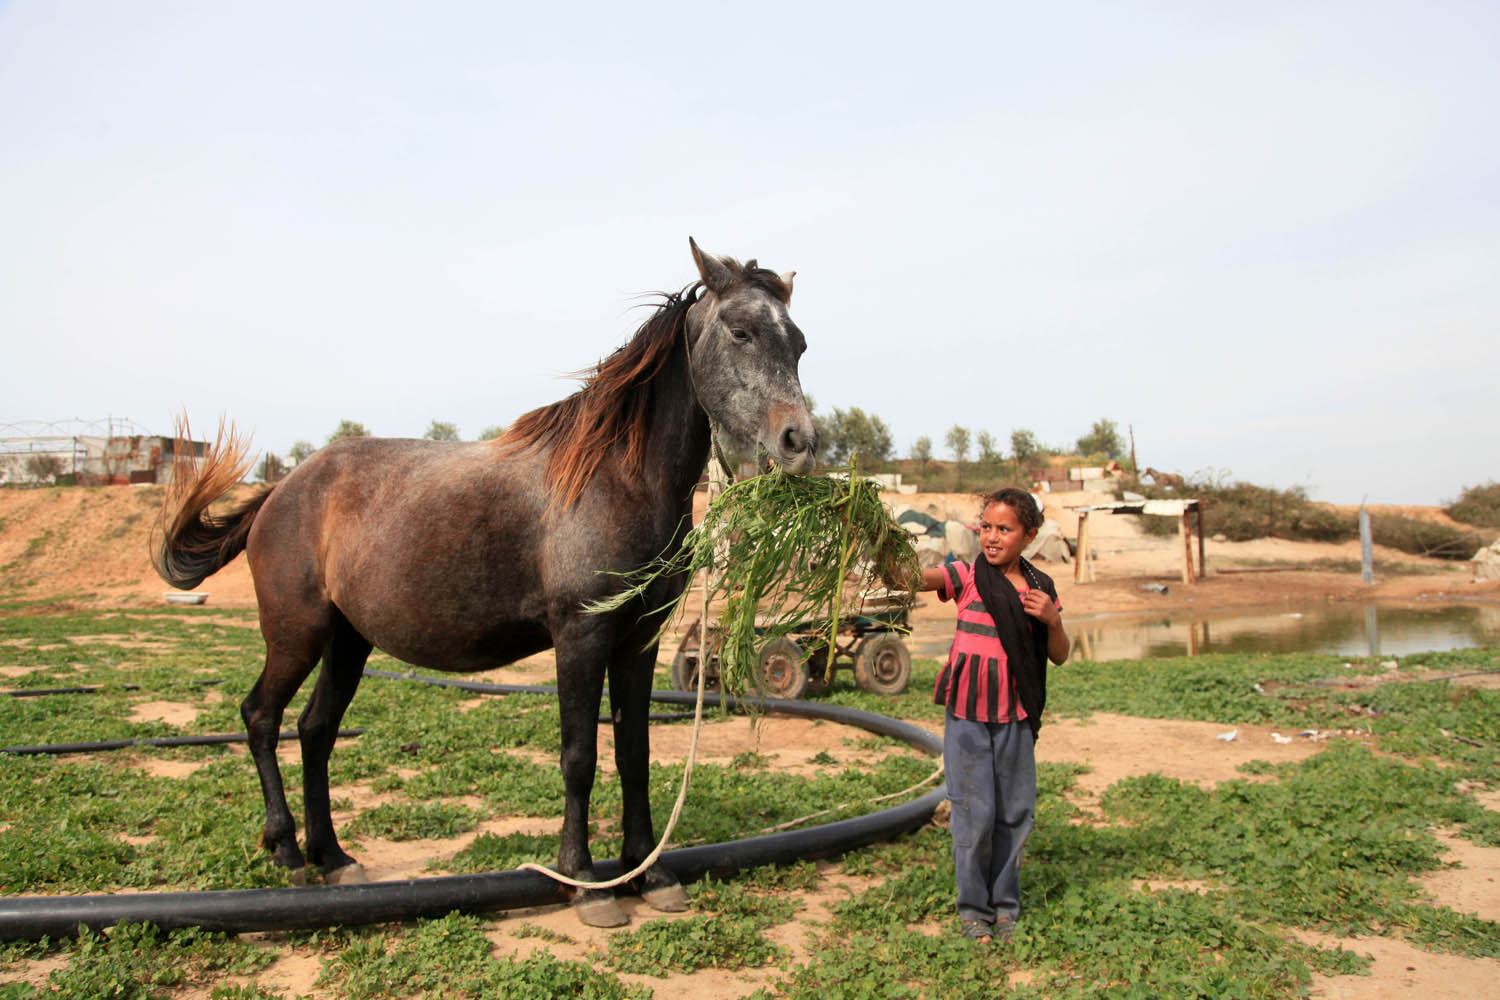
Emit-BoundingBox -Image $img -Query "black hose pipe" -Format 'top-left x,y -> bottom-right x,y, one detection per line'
5,680 -> 225,699
2,730 -> 366,757
0,684 -> 943,941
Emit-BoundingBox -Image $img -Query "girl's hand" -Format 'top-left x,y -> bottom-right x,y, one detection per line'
1021,590 -> 1060,627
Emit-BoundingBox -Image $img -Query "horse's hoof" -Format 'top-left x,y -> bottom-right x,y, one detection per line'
574,893 -> 629,928
325,862 -> 368,885
641,882 -> 689,912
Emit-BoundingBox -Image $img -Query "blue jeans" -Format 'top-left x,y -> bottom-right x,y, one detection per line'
944,715 -> 1036,924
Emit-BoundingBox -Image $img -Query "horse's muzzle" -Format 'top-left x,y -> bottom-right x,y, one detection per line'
768,404 -> 817,475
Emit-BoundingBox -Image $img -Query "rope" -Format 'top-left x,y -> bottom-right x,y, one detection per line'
518,441 -> 725,892
520,353 -> 940,891
516,606 -> 712,891
733,762 -> 943,840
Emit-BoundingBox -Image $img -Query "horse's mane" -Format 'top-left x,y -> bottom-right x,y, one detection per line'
498,256 -> 791,509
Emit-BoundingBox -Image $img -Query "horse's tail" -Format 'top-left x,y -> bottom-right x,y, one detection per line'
151,418 -> 270,590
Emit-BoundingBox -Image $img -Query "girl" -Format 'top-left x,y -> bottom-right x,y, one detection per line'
916,487 -> 1068,944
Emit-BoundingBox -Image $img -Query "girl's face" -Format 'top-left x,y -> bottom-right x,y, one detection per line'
979,501 -> 1037,567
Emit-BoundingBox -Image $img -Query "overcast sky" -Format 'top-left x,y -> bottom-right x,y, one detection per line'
3,2 -> 1495,504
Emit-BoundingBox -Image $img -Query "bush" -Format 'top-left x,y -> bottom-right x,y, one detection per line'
1284,502 -> 1357,543
1136,474 -> 1489,559
1371,515 -> 1487,561
1136,476 -> 1354,543
23,453 -> 65,483
1446,482 -> 1500,529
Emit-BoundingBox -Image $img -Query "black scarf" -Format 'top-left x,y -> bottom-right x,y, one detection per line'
972,555 -> 1055,739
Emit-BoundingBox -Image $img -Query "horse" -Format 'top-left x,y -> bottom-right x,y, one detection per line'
1143,467 -> 1185,492
151,239 -> 817,927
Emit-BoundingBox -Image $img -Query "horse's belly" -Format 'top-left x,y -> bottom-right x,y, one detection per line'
359,617 -> 554,675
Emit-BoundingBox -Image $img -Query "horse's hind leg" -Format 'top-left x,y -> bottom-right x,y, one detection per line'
242,645 -> 322,877
298,613 -> 371,883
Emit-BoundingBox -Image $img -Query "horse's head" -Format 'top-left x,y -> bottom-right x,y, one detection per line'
685,238 -> 817,476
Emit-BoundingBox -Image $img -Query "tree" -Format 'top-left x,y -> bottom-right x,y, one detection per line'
287,440 -> 316,465
823,406 -> 894,469
257,453 -> 288,483
23,453 -> 64,483
327,420 -> 370,443
910,436 -> 933,464
1010,428 -> 1041,464
423,420 -> 460,441
976,430 -> 1001,463
1076,417 -> 1123,460
944,425 -> 971,464
804,395 -> 835,465
477,425 -> 507,441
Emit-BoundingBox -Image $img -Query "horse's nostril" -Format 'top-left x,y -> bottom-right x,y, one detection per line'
781,427 -> 807,455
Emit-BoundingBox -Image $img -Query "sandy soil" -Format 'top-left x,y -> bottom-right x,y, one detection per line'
2,484 -> 1498,998
4,484 -> 1496,619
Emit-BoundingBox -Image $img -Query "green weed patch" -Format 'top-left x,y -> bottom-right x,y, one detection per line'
0,608 -> 1496,998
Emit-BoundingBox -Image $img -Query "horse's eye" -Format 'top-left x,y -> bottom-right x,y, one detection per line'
729,327 -> 751,343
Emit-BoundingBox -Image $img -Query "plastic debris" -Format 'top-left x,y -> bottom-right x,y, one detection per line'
1141,583 -> 1170,594
1252,683 -> 1266,694
1216,729 -> 1238,742
1271,732 -> 1293,744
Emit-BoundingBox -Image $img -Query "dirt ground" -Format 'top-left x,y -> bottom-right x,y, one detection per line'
3,484 -> 1499,998
4,485 -> 1497,619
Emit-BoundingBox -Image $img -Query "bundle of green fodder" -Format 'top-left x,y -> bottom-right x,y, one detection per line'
588,465 -> 919,696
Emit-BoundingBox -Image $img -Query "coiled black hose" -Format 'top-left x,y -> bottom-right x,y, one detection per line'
0,678 -> 943,941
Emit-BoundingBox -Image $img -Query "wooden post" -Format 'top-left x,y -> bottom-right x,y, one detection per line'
1074,510 -> 1093,583
1074,511 -> 1085,583
1179,512 -> 1193,584
1195,503 -> 1206,577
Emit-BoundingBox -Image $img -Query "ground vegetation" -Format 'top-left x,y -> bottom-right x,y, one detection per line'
0,605 -> 1496,998
1447,482 -> 1500,530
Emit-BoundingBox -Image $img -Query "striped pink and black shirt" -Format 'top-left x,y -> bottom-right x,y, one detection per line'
932,559 -> 1061,723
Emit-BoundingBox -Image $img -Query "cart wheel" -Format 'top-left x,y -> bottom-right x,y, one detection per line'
671,645 -> 720,694
759,637 -> 809,700
802,639 -> 835,694
853,633 -> 911,695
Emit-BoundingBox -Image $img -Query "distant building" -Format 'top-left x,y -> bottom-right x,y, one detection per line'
0,419 -> 206,486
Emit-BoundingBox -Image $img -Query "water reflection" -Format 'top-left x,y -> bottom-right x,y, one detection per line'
1070,603 -> 1500,660
911,603 -> 1500,661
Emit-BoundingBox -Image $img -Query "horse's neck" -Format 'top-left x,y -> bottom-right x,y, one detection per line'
640,340 -> 712,509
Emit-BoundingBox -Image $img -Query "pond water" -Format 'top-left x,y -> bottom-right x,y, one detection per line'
910,602 -> 1500,661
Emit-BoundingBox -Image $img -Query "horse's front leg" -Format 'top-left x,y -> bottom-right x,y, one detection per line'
553,630 -> 624,927
609,643 -> 687,912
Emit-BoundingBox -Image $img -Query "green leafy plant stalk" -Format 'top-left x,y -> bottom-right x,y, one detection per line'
587,462 -> 918,695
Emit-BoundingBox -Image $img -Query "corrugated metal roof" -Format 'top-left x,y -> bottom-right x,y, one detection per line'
1065,499 -> 1199,515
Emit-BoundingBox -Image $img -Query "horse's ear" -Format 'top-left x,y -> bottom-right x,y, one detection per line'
689,237 -> 734,296
780,270 -> 795,299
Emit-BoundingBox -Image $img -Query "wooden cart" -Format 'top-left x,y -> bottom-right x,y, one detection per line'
670,593 -> 912,700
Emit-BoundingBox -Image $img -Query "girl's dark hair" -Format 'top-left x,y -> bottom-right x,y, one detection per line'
980,487 -> 1043,532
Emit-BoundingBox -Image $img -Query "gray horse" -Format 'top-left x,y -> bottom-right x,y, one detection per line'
153,239 -> 816,926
